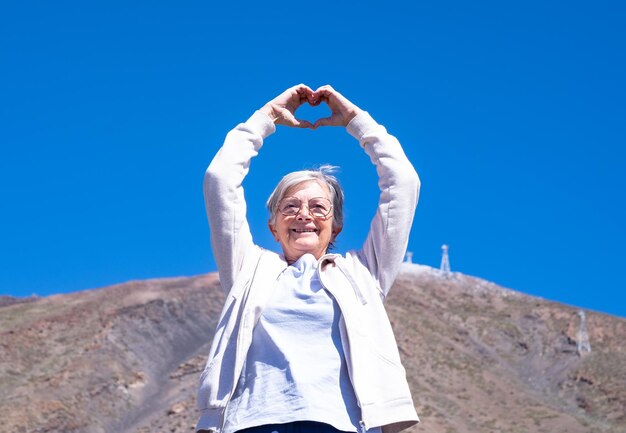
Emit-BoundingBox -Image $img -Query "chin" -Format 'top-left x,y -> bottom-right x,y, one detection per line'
287,244 -> 321,257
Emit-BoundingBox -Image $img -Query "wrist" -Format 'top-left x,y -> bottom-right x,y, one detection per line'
259,104 -> 278,123
344,107 -> 362,126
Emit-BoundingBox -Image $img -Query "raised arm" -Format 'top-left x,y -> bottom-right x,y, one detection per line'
302,85 -> 419,297
312,85 -> 420,297
204,84 -> 314,292
350,112 -> 420,297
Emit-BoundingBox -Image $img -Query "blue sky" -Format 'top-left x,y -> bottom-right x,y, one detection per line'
1,1 -> 625,318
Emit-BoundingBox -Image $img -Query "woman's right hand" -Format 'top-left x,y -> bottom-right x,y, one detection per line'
260,84 -> 315,129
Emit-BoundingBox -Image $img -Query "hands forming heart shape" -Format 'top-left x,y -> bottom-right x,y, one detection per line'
260,84 -> 361,129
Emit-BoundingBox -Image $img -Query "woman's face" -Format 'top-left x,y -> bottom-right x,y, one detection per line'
268,180 -> 342,264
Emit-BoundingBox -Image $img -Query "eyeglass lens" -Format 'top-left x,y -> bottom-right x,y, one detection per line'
279,197 -> 332,217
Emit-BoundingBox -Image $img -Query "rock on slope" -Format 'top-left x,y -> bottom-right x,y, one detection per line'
1,264 -> 625,433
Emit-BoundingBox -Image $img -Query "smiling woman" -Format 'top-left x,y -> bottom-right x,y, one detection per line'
198,84 -> 421,433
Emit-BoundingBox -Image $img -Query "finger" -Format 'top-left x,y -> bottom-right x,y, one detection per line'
314,85 -> 335,100
277,108 -> 298,125
295,84 -> 314,100
293,83 -> 311,91
294,87 -> 309,104
286,95 -> 309,113
309,95 -> 323,106
307,91 -> 321,106
317,89 -> 331,102
307,87 -> 323,105
295,118 -> 314,129
279,85 -> 309,108
319,92 -> 336,107
313,116 -> 334,129
315,84 -> 334,93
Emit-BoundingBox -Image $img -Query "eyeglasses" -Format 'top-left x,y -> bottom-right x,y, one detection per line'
278,197 -> 333,218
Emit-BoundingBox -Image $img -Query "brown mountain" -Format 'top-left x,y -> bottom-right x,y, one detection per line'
1,264 -> 625,433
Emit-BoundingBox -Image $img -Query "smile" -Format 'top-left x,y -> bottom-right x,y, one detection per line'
292,228 -> 317,233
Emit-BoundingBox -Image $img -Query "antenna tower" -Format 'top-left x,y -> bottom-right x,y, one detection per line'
440,244 -> 451,275
405,251 -> 413,264
577,310 -> 591,356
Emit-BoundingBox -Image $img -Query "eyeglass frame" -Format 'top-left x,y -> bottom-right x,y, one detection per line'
277,196 -> 334,218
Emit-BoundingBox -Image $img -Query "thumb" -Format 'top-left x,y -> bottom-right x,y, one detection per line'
294,118 -> 314,129
313,116 -> 333,129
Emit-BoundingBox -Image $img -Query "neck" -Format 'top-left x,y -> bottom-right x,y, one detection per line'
284,250 -> 327,265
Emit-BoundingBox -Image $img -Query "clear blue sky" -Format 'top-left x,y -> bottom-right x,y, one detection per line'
1,1 -> 625,318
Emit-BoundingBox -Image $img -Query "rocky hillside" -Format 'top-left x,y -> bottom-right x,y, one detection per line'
1,264 -> 625,433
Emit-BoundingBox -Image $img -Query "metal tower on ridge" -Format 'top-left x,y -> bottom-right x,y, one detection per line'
440,244 -> 451,274
577,310 -> 591,356
405,251 -> 413,264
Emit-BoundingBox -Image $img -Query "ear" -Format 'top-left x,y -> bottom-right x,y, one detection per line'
331,225 -> 343,242
268,220 -> 279,241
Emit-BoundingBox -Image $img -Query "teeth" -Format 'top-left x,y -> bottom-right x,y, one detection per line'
293,229 -> 316,233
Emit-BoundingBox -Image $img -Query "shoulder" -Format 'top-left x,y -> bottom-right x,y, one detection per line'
328,251 -> 385,301
224,246 -> 283,294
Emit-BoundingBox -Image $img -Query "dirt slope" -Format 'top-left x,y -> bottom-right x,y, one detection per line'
1,264 -> 624,433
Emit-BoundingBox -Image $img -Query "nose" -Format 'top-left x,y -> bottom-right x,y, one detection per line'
296,203 -> 312,220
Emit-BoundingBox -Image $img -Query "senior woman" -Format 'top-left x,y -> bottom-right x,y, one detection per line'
197,84 -> 420,433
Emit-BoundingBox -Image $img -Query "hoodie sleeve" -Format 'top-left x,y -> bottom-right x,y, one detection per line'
204,111 -> 275,292
347,112 -> 420,297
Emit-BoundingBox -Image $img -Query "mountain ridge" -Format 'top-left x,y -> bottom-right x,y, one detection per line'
1,265 -> 624,433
